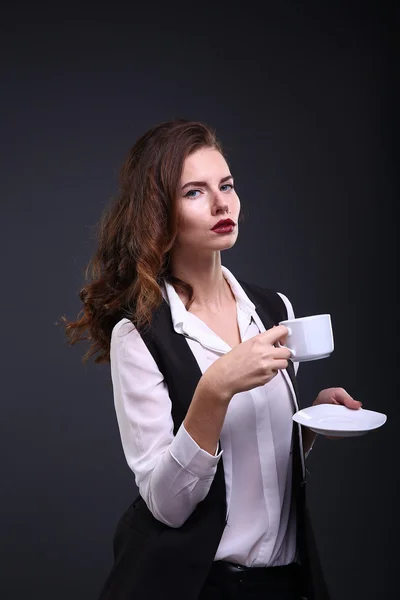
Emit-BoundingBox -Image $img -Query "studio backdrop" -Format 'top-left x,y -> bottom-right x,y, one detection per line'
1,3 -> 397,600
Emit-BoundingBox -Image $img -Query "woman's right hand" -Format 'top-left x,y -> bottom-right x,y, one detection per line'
204,325 -> 292,403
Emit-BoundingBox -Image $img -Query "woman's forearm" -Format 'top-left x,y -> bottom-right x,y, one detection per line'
184,373 -> 232,455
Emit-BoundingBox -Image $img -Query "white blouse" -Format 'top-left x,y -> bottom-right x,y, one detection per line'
110,265 -> 306,567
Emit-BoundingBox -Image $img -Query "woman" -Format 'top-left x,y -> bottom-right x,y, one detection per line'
63,119 -> 361,600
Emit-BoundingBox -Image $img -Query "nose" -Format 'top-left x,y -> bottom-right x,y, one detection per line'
212,189 -> 230,215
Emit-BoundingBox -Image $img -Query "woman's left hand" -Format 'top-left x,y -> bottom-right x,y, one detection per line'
313,387 -> 362,440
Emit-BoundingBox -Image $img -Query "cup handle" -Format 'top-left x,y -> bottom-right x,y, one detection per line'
277,327 -> 295,357
278,343 -> 296,358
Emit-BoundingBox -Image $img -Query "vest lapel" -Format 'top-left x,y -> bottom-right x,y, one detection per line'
237,280 -> 306,482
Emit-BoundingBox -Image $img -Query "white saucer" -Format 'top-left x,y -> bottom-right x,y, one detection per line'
292,404 -> 387,437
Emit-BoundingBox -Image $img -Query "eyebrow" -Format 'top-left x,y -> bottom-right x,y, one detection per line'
181,174 -> 234,191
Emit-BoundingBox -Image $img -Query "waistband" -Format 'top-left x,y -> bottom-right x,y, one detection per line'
207,560 -> 305,593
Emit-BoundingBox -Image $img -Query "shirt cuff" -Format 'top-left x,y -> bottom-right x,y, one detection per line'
169,423 -> 223,478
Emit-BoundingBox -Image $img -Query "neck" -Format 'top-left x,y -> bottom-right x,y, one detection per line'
169,250 -> 232,312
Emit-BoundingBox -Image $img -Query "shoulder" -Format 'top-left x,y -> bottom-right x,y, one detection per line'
110,317 -> 164,379
110,318 -> 141,360
111,317 -> 137,343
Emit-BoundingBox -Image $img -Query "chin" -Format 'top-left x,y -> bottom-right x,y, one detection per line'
213,237 -> 238,250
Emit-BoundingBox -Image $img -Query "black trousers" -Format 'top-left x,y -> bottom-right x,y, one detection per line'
198,561 -> 307,600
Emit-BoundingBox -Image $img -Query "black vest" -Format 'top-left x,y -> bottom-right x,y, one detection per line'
98,279 -> 330,600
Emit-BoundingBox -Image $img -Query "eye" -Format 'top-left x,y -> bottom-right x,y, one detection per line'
184,189 -> 201,198
221,183 -> 234,192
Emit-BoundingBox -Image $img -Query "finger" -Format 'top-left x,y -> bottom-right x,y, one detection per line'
334,388 -> 362,410
275,335 -> 289,348
273,346 -> 292,360
271,358 -> 289,371
263,325 -> 289,344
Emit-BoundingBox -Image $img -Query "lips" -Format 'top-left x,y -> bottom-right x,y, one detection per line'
211,218 -> 235,230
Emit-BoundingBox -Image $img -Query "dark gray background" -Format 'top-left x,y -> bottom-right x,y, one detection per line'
1,2 -> 397,599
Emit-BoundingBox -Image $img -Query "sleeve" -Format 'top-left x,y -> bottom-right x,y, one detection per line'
110,319 -> 223,528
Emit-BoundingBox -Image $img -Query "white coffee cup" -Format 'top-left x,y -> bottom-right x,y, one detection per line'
278,314 -> 334,362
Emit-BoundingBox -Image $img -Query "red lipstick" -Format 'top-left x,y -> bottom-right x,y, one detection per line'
211,218 -> 236,233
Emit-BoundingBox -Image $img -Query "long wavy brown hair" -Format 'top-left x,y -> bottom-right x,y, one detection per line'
61,119 -> 227,365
